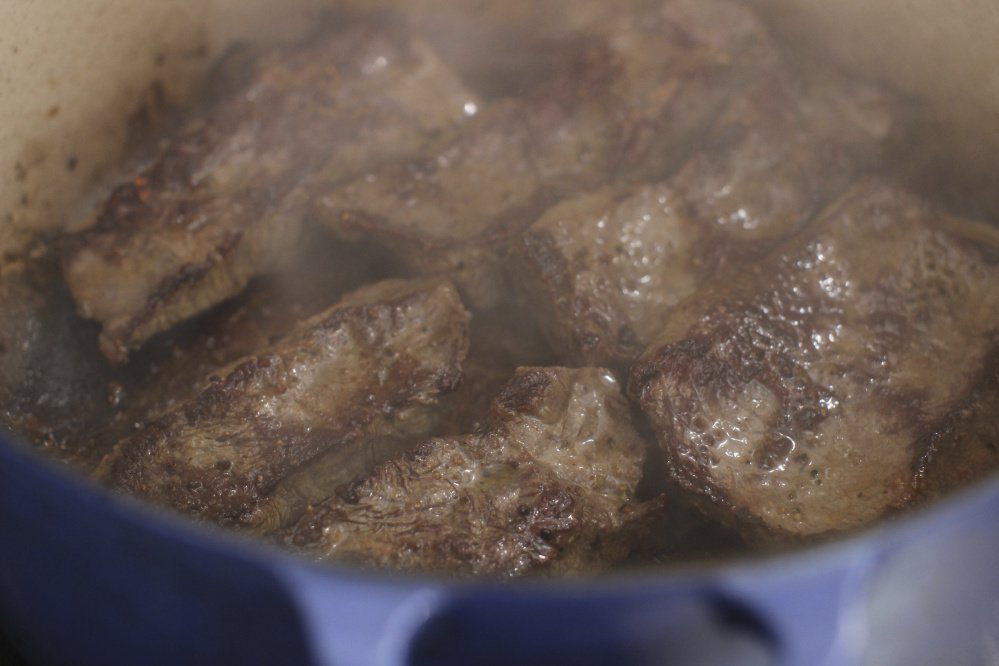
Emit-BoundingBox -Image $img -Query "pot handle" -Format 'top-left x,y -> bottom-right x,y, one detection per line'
277,551 -> 880,666
279,566 -> 780,666
277,567 -> 446,666
718,546 -> 884,666
403,588 -> 778,666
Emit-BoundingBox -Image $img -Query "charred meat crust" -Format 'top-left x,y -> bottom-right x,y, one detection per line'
285,367 -> 646,577
98,278 -> 470,526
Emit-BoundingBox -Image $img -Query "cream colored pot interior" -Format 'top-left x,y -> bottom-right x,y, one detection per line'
2,0 -> 999,262
0,0 -> 330,260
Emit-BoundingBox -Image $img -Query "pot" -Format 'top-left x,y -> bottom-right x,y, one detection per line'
4,436 -> 999,666
2,2 -> 998,664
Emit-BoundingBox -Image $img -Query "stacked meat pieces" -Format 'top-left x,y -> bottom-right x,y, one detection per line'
56,0 -> 999,576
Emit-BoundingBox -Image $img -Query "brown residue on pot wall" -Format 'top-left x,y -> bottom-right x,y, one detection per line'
0,0 -> 333,263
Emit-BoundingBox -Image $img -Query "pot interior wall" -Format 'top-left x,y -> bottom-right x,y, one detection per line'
0,0 -> 329,260
757,0 -> 999,219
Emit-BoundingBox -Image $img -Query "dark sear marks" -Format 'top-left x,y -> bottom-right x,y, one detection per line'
285,367 -> 646,577
630,180 -> 999,538
514,69 -> 896,369
62,24 -> 477,363
97,278 -> 470,526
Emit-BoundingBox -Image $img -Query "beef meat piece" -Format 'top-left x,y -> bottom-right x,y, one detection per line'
515,69 -> 896,368
286,367 -> 646,577
597,0 -> 780,181
63,26 -> 476,363
97,278 -> 470,526
630,180 -> 999,538
312,0 -> 777,308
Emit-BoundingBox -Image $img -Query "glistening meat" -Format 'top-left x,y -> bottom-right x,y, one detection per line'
286,367 -> 646,576
631,180 -> 999,538
515,69 -> 896,368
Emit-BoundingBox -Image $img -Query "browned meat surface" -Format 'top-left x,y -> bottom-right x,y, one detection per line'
630,180 -> 999,538
97,278 -> 470,526
286,367 -> 646,577
312,0 -> 777,307
914,366 -> 999,503
62,27 -> 476,363
312,96 -> 600,308
514,70 -> 896,368
10,0 -> 996,579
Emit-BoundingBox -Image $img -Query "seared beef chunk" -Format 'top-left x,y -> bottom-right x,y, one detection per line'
313,0 -> 777,307
630,181 -> 999,538
312,96 -> 600,308
515,70 -> 895,368
98,278 -> 470,526
63,27 -> 476,363
286,367 -> 645,577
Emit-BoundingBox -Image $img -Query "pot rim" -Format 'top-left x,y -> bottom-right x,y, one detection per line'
3,426 -> 995,591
